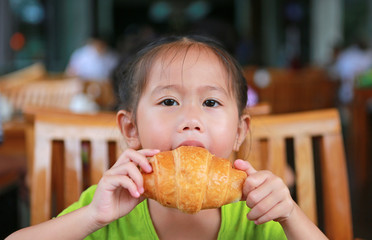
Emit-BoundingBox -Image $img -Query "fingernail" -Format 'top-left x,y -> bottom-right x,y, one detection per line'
134,191 -> 140,198
139,187 -> 144,194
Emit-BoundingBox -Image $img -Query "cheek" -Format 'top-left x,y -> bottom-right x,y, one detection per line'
207,115 -> 240,157
210,109 -> 239,134
136,109 -> 172,147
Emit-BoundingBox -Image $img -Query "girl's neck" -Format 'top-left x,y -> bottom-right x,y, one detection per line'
147,199 -> 221,240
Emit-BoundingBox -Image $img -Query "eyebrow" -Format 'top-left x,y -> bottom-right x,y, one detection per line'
151,84 -> 230,97
151,84 -> 181,96
199,85 -> 229,97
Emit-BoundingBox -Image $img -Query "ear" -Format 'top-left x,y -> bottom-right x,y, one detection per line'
117,110 -> 141,150
233,113 -> 250,152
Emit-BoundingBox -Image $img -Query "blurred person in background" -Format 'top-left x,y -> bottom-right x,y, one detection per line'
66,35 -> 120,112
66,35 -> 119,82
331,40 -> 372,104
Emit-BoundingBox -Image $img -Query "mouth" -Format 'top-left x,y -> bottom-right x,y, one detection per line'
177,140 -> 205,149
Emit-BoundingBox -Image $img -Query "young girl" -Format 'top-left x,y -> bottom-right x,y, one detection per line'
7,35 -> 327,240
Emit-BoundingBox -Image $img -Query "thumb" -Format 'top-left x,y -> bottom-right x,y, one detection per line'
234,159 -> 257,176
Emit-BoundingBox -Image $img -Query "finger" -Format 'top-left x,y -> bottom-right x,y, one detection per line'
115,148 -> 160,165
254,199 -> 294,225
137,148 -> 161,157
136,149 -> 161,172
245,173 -> 286,207
114,148 -> 160,172
247,191 -> 281,221
242,170 -> 270,198
101,174 -> 141,198
106,162 -> 145,193
114,148 -> 136,165
234,159 -> 257,175
245,184 -> 273,208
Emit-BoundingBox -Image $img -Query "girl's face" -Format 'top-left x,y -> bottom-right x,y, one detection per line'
130,47 -> 248,158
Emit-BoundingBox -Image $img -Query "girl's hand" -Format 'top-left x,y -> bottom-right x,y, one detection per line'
88,148 -> 160,228
234,159 -> 295,225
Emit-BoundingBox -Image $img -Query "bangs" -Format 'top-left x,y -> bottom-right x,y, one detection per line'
136,40 -> 237,102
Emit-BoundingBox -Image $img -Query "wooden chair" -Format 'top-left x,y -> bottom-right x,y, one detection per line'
0,63 -> 85,114
237,108 -> 353,240
243,66 -> 339,114
0,62 -> 46,91
26,108 -> 353,239
246,102 -> 272,116
2,78 -> 83,113
25,109 -> 126,225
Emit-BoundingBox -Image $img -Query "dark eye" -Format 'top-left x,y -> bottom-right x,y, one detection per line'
161,99 -> 178,106
203,99 -> 220,107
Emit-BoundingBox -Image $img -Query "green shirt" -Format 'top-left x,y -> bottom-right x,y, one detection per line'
58,185 -> 287,239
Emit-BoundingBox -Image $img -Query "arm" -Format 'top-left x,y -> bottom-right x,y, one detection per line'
6,206 -> 100,240
6,148 -> 159,240
279,203 -> 328,240
234,160 -> 328,240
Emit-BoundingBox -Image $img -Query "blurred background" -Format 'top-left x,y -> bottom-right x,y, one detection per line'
1,0 -> 370,72
1,0 -> 372,239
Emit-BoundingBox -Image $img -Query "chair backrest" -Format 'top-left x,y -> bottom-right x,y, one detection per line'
246,102 -> 272,116
243,66 -> 339,114
27,108 -> 353,239
26,109 -> 126,225
3,78 -> 83,113
0,62 -> 46,90
237,108 -> 353,240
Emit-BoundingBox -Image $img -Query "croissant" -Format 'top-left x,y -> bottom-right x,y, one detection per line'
142,146 -> 247,214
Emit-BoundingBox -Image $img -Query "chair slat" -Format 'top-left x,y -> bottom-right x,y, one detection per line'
320,134 -> 353,240
31,133 -> 52,225
267,137 -> 286,179
116,141 -> 122,160
247,139 -> 263,170
294,135 -> 317,224
90,139 -> 109,184
64,138 -> 83,207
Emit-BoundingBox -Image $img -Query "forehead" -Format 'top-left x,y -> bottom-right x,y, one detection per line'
146,45 -> 230,86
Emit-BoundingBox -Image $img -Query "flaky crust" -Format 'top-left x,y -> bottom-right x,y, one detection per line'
142,146 -> 247,214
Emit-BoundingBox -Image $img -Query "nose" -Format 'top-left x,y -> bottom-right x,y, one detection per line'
177,106 -> 204,133
181,119 -> 202,131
